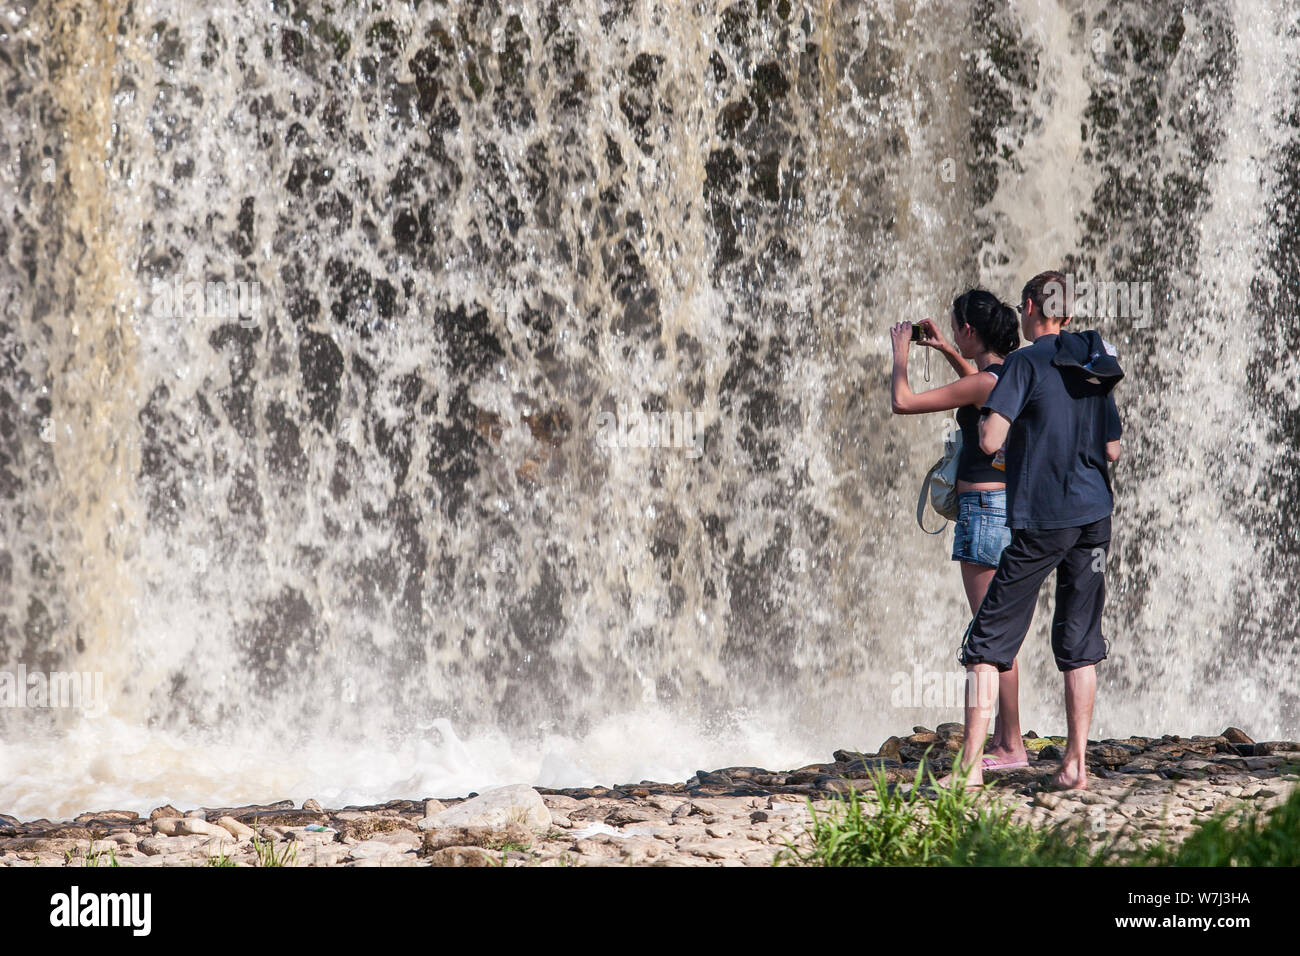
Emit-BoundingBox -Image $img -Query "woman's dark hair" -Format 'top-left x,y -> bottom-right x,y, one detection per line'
952,289 -> 1019,357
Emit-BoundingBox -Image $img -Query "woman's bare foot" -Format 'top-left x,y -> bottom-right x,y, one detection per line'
981,741 -> 1029,766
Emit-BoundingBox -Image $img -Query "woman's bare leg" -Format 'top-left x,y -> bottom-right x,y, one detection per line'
960,561 -> 1026,763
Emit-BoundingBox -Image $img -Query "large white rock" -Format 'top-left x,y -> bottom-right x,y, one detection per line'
417,784 -> 551,832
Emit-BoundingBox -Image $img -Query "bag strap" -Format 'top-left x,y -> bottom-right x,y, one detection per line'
915,460 -> 947,535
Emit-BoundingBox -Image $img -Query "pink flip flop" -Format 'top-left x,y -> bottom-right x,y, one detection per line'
981,756 -> 1030,770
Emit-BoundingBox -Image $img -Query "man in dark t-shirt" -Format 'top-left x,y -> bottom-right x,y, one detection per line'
948,270 -> 1123,791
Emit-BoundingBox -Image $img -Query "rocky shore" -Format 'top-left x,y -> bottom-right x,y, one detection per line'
3,727 -> 1296,867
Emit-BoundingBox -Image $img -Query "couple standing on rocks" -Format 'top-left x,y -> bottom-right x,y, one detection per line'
891,270 -> 1124,790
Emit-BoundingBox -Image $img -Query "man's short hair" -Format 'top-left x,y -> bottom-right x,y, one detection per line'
1022,270 -> 1070,320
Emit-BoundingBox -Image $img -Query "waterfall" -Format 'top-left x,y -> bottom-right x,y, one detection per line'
1,0 -> 1297,819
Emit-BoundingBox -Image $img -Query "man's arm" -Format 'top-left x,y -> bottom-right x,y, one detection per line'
979,350 -> 1032,455
979,410 -> 1011,456
1104,394 -> 1122,461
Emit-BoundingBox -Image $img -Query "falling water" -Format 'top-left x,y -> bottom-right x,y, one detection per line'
1,0 -> 1297,819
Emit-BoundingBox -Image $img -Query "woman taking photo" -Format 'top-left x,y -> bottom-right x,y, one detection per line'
889,289 -> 1027,770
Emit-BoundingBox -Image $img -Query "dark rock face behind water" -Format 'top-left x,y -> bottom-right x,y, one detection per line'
4,728 -> 1296,867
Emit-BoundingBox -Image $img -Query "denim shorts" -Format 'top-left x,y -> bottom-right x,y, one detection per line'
951,490 -> 1011,569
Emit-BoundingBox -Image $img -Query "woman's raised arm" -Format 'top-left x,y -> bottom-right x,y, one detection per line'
914,318 -> 977,378
890,322 -> 998,414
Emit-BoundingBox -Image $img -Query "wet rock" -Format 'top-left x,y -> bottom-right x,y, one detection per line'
74,810 -> 139,825
812,776 -> 859,794
839,757 -> 904,777
42,825 -> 95,841
1087,743 -> 1136,768
149,805 -> 181,821
1243,756 -> 1286,771
238,810 -> 329,828
1221,727 -> 1254,745
605,806 -> 657,826
332,814 -> 416,842
693,769 -> 733,786
787,764 -> 839,784
877,736 -> 903,760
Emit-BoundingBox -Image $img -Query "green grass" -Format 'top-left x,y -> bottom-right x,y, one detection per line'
251,830 -> 298,867
67,842 -> 121,868
777,759 -> 1300,867
1134,781 -> 1300,867
776,760 -> 1101,867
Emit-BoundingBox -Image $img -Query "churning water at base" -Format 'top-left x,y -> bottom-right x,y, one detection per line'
1,0 -> 1299,819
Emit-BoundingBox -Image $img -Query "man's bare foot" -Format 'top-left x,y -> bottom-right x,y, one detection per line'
1048,762 -> 1088,791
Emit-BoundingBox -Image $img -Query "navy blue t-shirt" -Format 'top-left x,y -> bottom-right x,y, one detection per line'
982,334 -> 1122,531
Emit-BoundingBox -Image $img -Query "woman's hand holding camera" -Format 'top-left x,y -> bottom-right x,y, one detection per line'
913,318 -> 952,352
892,318 -> 951,355
890,321 -> 915,355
